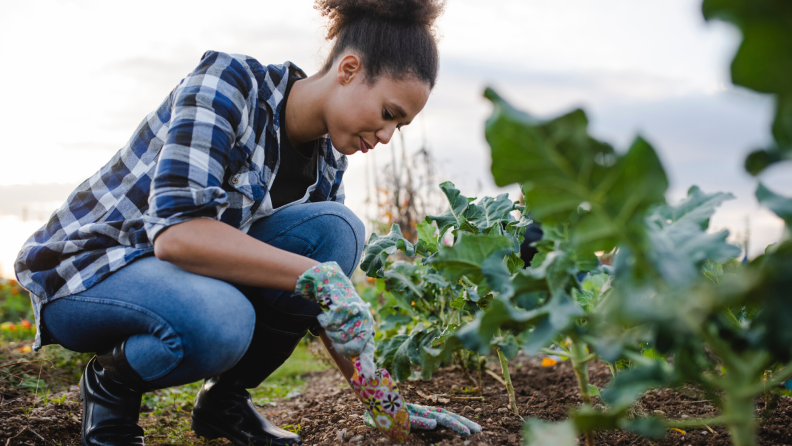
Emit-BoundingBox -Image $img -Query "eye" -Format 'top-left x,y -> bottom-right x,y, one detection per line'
382,108 -> 394,120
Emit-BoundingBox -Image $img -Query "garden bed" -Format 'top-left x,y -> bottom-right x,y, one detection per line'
2,353 -> 792,445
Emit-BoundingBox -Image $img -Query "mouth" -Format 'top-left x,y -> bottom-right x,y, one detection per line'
359,136 -> 373,153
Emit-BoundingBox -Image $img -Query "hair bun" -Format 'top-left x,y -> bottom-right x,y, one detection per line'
316,0 -> 445,40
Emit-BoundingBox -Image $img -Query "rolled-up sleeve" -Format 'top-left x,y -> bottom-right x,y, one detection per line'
144,51 -> 255,242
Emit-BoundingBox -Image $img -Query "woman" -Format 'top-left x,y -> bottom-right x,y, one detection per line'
15,1 -> 478,445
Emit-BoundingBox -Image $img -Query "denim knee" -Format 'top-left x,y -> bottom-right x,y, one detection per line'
309,202 -> 366,275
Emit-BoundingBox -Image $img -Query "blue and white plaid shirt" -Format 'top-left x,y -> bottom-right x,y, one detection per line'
15,51 -> 348,349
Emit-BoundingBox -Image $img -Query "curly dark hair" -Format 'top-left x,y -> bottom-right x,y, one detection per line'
315,0 -> 445,88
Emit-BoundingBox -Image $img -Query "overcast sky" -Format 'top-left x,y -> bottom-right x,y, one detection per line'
0,0 -> 789,278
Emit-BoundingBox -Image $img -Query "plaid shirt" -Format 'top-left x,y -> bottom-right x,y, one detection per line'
15,51 -> 347,349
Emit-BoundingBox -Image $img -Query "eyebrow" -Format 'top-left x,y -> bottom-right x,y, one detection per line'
390,103 -> 412,125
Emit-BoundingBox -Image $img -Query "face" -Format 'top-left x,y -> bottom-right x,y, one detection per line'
325,55 -> 431,156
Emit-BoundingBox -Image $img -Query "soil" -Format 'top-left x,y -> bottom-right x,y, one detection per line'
2,355 -> 792,445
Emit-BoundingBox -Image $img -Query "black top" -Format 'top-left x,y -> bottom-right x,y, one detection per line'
269,76 -> 319,209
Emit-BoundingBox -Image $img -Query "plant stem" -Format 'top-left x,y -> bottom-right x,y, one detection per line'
569,338 -> 594,446
495,346 -> 519,416
455,351 -> 478,387
607,362 -> 617,378
722,392 -> 758,446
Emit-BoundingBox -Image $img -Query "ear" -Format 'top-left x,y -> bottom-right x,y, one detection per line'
336,53 -> 362,86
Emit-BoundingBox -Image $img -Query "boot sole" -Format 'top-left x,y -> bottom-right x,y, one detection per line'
191,416 -> 301,446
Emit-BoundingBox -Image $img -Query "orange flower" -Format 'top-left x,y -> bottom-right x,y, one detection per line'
0,322 -> 16,331
10,287 -> 19,295
21,319 -> 32,330
541,357 -> 558,367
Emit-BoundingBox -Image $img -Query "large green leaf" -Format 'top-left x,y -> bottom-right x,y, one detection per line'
645,187 -> 741,285
425,182 -> 474,237
703,0 -> 792,173
415,220 -> 439,256
429,233 -> 513,284
756,183 -> 792,227
360,224 -> 415,277
484,88 -> 668,253
465,193 -> 517,232
656,186 -> 735,230
382,261 -> 423,313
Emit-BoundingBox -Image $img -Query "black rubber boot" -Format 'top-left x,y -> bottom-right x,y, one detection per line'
191,327 -> 305,446
80,341 -> 152,446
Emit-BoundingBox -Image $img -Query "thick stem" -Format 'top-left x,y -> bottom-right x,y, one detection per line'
569,339 -> 594,446
723,393 -> 758,446
495,347 -> 520,416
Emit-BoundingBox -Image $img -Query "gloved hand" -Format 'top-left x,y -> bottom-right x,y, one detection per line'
349,357 -> 410,442
364,403 -> 482,436
295,262 -> 376,378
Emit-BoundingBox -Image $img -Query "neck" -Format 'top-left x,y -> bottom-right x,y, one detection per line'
284,73 -> 329,146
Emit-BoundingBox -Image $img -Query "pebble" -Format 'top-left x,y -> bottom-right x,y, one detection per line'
474,408 -> 482,413
44,409 -> 57,417
508,434 -> 518,442
681,414 -> 689,418
350,435 -> 364,442
336,428 -> 347,441
653,410 -> 665,415
486,418 -> 494,423
497,407 -> 507,413
464,405 -> 473,412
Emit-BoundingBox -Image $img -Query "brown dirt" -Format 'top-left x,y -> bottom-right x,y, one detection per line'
2,355 -> 792,445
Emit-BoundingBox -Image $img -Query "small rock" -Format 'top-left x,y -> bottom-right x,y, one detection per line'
378,438 -> 388,443
653,410 -> 665,415
486,418 -> 494,423
464,441 -> 471,446
474,407 -> 482,413
508,434 -> 518,443
69,385 -> 79,392
497,407 -> 507,413
464,405 -> 473,412
451,384 -> 459,391
44,409 -> 57,417
336,428 -> 347,441
350,435 -> 364,442
701,431 -> 709,435
681,414 -> 689,418
704,405 -> 714,410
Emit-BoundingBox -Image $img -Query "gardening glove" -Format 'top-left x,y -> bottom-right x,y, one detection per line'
364,403 -> 482,436
349,357 -> 411,442
295,261 -> 376,378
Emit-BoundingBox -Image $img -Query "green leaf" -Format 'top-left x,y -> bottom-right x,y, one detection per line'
415,220 -> 439,256
360,224 -> 415,277
703,0 -> 792,173
645,187 -> 741,285
587,383 -> 601,398
484,88 -> 668,253
523,419 -> 578,446
382,261 -> 423,312
465,193 -> 516,232
657,185 -> 735,230
429,233 -> 513,284
756,183 -> 792,227
425,182 -> 473,237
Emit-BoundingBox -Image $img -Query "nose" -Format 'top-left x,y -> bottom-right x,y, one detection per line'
375,124 -> 397,145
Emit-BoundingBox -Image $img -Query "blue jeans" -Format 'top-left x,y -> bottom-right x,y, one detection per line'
40,202 -> 365,389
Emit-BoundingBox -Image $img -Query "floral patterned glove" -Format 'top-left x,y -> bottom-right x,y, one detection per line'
295,262 -> 376,378
364,403 -> 482,436
349,357 -> 411,442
